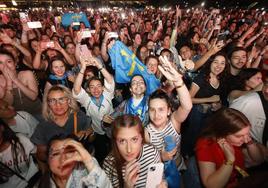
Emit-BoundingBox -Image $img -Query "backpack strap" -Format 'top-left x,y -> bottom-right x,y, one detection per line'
257,91 -> 268,145
73,112 -> 78,136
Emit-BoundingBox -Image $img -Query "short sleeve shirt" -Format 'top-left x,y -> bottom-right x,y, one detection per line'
30,111 -> 90,145
196,138 -> 245,187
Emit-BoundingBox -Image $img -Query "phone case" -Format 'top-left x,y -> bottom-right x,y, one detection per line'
145,163 -> 164,188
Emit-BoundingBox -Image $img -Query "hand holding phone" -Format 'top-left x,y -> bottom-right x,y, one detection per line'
124,160 -> 140,188
40,41 -> 55,49
108,32 -> 119,39
146,163 -> 164,188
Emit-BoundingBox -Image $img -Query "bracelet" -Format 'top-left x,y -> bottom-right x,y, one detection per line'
174,82 -> 185,89
224,160 -> 234,166
79,71 -> 84,75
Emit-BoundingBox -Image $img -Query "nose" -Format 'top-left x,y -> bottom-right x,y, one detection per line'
59,152 -> 67,163
126,142 -> 132,153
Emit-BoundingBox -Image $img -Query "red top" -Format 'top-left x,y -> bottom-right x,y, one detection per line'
196,138 -> 245,188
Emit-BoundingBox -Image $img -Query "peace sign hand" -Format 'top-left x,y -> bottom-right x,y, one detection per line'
158,55 -> 183,84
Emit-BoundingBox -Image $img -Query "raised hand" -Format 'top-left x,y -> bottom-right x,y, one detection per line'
0,32 -> 14,45
161,147 -> 177,162
158,55 -> 183,84
175,5 -> 182,19
61,139 -> 95,171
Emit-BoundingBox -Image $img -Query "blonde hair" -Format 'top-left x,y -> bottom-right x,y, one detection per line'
42,85 -> 79,121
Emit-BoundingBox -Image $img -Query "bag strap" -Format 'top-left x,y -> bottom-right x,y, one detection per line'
257,91 -> 268,145
73,112 -> 77,136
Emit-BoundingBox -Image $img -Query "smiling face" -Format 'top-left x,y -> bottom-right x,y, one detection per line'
149,98 -> 170,129
225,126 -> 250,147
180,46 -> 192,60
116,126 -> 143,162
88,79 -> 104,99
230,50 -> 247,70
51,60 -> 66,77
130,75 -> 146,97
48,139 -> 76,179
210,55 -> 226,76
146,58 -> 158,75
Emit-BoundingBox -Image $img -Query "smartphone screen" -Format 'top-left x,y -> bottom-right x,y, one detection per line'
27,21 -> 42,29
40,41 -> 54,49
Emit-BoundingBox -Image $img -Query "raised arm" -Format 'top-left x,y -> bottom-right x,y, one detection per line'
193,40 -> 224,71
158,56 -> 192,132
53,41 -> 75,66
0,32 -> 33,68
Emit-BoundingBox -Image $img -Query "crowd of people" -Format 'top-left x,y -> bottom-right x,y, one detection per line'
0,4 -> 268,188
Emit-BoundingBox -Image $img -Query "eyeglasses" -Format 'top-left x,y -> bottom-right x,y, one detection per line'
131,81 -> 145,86
47,97 -> 68,105
49,146 -> 76,160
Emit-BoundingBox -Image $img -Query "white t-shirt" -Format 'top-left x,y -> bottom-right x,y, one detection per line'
0,134 -> 39,188
73,79 -> 115,135
9,111 -> 39,138
230,92 -> 267,146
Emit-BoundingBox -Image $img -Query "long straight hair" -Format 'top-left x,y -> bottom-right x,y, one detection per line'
111,115 -> 145,188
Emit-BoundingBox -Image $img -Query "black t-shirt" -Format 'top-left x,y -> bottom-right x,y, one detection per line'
30,111 -> 91,145
221,73 -> 240,106
193,72 -> 222,98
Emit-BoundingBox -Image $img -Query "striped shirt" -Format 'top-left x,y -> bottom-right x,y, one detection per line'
102,144 -> 161,188
146,120 -> 182,162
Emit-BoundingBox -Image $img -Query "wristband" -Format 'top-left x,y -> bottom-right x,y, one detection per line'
79,71 -> 84,75
174,82 -> 185,89
98,66 -> 104,71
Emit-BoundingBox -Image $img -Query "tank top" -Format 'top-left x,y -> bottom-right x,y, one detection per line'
13,88 -> 42,116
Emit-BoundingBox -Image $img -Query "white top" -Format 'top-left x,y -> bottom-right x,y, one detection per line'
0,134 -> 39,188
9,111 -> 39,138
230,92 -> 267,146
73,79 -> 115,135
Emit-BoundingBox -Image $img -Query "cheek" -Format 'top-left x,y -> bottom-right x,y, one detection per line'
117,144 -> 126,155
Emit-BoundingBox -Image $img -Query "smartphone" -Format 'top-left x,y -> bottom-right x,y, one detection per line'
81,29 -> 92,39
80,44 -> 92,61
40,41 -> 55,49
145,163 -> 164,188
108,32 -> 119,39
72,22 -> 80,26
27,21 -> 42,29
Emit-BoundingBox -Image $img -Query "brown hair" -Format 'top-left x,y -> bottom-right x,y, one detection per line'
200,108 -> 250,139
111,114 -> 144,187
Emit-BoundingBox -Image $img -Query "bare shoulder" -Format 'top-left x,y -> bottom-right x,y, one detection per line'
18,70 -> 35,80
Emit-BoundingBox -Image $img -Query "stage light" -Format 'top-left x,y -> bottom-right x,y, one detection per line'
201,2 -> 205,7
0,4 -> 7,8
